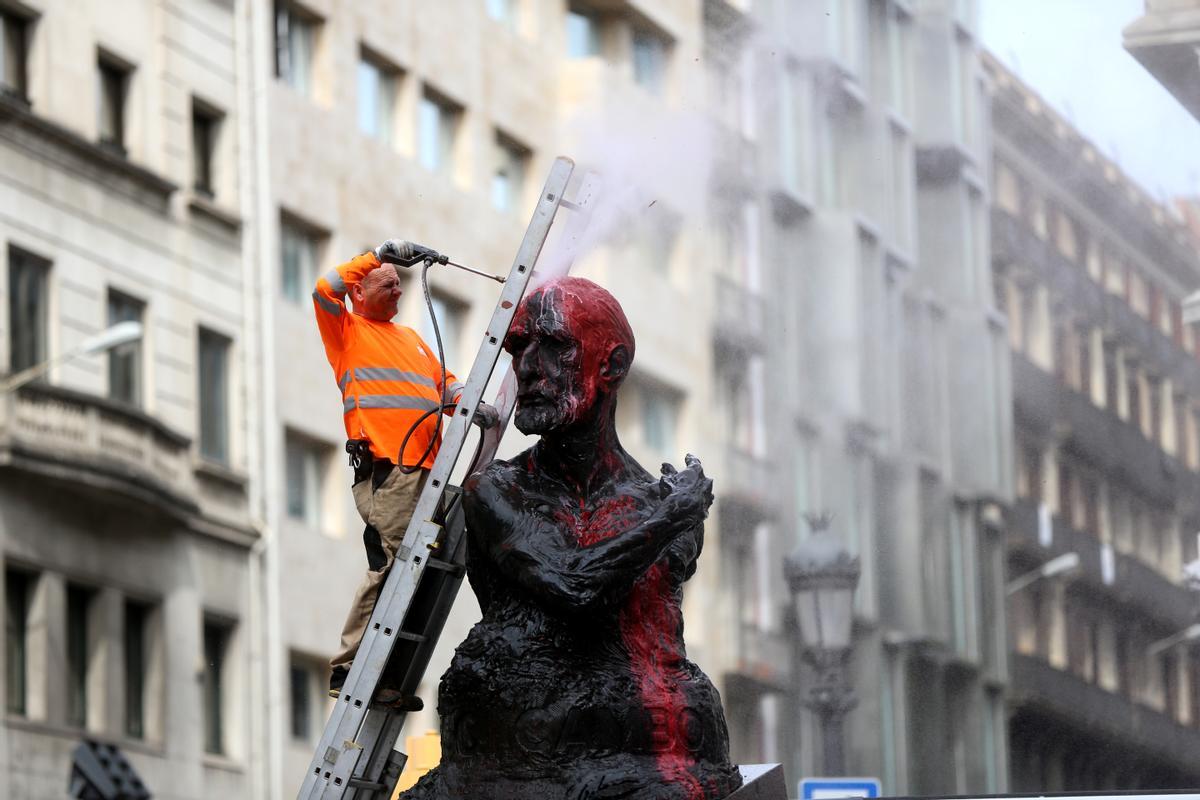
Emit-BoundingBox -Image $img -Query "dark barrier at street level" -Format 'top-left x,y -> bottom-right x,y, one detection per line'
69,739 -> 151,800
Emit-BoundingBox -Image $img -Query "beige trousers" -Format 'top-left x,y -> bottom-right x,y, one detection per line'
330,465 -> 428,672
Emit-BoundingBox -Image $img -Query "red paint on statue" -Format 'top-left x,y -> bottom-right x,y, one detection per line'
559,495 -> 703,800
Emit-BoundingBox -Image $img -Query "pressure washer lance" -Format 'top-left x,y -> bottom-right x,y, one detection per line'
381,243 -> 507,284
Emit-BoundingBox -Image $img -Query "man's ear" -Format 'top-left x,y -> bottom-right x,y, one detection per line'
600,344 -> 631,385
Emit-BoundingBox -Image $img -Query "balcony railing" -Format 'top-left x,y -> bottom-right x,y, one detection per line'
1010,352 -> 1200,508
725,625 -> 790,698
993,208 -> 1200,400
713,274 -> 766,355
1011,653 -> 1200,772
1008,498 -> 1196,629
0,382 -> 199,517
715,446 -> 775,545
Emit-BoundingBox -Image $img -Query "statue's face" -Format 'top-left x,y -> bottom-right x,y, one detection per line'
506,287 -> 596,435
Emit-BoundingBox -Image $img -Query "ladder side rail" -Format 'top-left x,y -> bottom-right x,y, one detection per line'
298,157 -> 575,799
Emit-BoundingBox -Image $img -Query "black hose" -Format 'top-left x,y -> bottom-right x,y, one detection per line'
399,259 -> 450,474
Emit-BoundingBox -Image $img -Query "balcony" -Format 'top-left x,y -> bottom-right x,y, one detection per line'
992,208 -> 1200,399
715,446 -> 775,545
712,275 -> 766,355
0,383 -> 200,519
1011,653 -> 1200,774
1010,353 -> 1200,507
1008,498 -> 1196,629
725,625 -> 790,698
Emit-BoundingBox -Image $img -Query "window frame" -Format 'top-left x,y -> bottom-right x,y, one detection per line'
0,7 -> 32,101
202,617 -> 233,756
630,25 -> 670,95
274,1 -> 318,96
124,599 -> 152,740
97,51 -> 132,155
7,245 -> 49,376
284,431 -> 330,529
65,582 -> 96,729
565,5 -> 601,58
357,47 -> 400,145
5,567 -> 33,717
491,129 -> 530,213
417,87 -> 461,176
107,289 -> 145,407
197,327 -> 232,465
279,213 -> 324,304
191,99 -> 223,199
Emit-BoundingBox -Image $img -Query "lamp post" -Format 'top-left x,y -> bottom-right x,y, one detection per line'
1004,552 -> 1079,596
0,320 -> 142,393
784,512 -> 861,776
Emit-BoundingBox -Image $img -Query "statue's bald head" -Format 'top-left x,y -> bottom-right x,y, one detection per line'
505,277 -> 635,434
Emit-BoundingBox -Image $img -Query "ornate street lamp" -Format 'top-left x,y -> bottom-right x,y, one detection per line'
784,512 -> 861,776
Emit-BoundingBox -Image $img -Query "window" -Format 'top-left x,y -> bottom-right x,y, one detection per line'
275,2 -> 316,95
202,619 -> 231,755
566,7 -> 600,58
357,50 -> 398,144
7,246 -> 48,375
124,600 -> 150,739
280,216 -> 321,303
97,54 -> 131,154
289,659 -> 319,740
487,0 -> 517,29
192,101 -> 222,198
107,291 -> 144,407
198,328 -> 231,464
1148,376 -> 1163,443
641,384 -> 679,454
1126,363 -> 1141,427
419,294 -> 465,365
285,432 -> 327,528
66,583 -> 94,728
1103,340 -> 1120,411
418,88 -> 460,175
631,27 -> 669,94
0,8 -> 30,99
886,2 -> 912,117
5,569 -> 32,716
1129,270 -> 1149,316
491,131 -> 529,213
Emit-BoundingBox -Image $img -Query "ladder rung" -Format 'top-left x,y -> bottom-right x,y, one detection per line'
425,558 -> 465,577
348,778 -> 387,791
396,631 -> 425,642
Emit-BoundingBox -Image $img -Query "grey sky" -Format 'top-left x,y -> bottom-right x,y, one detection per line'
980,0 -> 1200,202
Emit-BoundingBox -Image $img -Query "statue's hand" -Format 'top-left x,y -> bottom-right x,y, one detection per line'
656,454 -> 715,531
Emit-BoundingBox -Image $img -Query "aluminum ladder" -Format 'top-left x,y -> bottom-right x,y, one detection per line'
297,156 -> 599,800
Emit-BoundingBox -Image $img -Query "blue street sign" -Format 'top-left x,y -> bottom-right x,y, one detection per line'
799,777 -> 882,800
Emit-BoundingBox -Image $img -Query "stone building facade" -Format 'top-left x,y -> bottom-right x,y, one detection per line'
0,1 -> 259,798
987,52 -> 1200,791
0,2 -> 1019,798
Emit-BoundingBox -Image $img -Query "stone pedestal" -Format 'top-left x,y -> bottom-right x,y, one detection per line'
727,764 -> 788,799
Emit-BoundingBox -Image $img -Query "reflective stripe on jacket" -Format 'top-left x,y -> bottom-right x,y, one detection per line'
314,252 -> 464,467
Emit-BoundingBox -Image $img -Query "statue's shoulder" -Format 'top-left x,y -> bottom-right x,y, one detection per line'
465,449 -> 535,496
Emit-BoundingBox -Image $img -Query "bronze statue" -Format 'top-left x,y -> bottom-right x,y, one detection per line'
401,277 -> 742,799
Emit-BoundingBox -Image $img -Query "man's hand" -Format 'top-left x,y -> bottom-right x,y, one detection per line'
374,238 -> 415,265
472,402 -> 500,430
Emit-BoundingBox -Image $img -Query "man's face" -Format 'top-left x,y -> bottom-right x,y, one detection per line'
506,288 -> 595,435
355,267 -> 402,321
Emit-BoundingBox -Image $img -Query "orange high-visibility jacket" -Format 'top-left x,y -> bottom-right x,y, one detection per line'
313,252 -> 463,467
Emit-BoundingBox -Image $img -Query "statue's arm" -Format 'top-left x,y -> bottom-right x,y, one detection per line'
463,468 -> 695,612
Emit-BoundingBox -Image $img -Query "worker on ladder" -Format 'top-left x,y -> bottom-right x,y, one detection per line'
312,238 -> 497,705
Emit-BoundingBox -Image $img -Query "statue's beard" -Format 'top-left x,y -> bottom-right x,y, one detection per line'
514,396 -> 577,435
